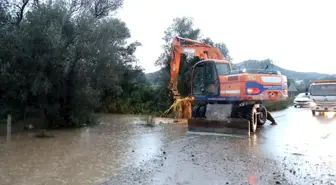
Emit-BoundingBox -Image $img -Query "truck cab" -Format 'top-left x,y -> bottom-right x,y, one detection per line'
309,80 -> 336,116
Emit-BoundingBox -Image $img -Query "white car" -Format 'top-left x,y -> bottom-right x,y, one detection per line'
293,92 -> 312,108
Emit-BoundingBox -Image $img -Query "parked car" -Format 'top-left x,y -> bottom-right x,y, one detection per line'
293,92 -> 312,108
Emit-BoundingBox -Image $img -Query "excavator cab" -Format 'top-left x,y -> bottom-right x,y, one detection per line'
191,60 -> 231,97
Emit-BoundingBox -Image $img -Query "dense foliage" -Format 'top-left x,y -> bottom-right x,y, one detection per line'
0,0 -> 154,127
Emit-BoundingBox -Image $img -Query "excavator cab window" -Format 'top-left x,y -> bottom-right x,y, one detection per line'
215,63 -> 230,75
191,61 -> 220,96
204,62 -> 219,96
192,64 -> 204,95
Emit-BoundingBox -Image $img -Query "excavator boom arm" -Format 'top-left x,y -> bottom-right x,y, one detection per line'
168,36 -> 226,99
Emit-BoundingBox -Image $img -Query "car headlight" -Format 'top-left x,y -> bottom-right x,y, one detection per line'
310,102 -> 316,106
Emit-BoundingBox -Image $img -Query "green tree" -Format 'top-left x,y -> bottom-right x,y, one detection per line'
156,17 -> 233,99
154,17 -> 202,103
0,0 -> 143,127
155,17 -> 201,68
201,37 -> 232,62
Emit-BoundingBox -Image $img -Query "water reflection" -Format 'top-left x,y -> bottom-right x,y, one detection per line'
248,134 -> 258,146
314,114 -> 336,124
0,114 -> 182,185
2,109 -> 336,185
80,127 -> 91,148
130,133 -> 163,164
261,108 -> 336,165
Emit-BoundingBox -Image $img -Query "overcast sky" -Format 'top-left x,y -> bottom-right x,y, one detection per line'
117,0 -> 336,74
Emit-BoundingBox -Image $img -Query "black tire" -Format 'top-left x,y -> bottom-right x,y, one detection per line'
312,110 -> 316,116
257,105 -> 267,126
192,106 -> 200,117
199,105 -> 206,117
246,105 -> 258,133
294,105 -> 297,108
236,111 -> 244,119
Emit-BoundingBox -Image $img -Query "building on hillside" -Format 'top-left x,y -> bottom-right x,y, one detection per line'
288,83 -> 298,97
295,80 -> 304,84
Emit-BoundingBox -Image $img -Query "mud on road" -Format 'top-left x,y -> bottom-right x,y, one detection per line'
103,107 -> 336,185
1,107 -> 336,185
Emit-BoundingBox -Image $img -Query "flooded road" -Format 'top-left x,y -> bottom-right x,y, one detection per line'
103,107 -> 336,185
1,107 -> 336,185
0,115 -> 185,185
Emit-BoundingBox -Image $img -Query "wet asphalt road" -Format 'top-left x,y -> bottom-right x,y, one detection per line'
2,107 -> 336,185
103,107 -> 336,185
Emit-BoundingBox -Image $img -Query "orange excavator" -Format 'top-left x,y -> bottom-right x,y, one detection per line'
168,36 -> 288,133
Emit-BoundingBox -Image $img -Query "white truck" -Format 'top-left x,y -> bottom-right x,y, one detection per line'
309,80 -> 336,116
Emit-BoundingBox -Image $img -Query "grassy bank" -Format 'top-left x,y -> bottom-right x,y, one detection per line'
264,98 -> 294,112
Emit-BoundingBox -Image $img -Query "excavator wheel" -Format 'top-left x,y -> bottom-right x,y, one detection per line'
199,105 -> 207,117
192,106 -> 200,117
236,109 -> 244,119
231,104 -> 257,132
257,105 -> 267,126
246,105 -> 258,133
192,104 -> 207,118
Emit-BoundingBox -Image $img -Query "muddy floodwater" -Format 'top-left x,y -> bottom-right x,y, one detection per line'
0,115 -> 186,185
2,107 -> 336,185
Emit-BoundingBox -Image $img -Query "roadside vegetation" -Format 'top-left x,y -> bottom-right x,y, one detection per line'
0,0 -> 293,129
264,98 -> 294,112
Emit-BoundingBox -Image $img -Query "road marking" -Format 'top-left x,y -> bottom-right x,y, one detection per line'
321,132 -> 332,139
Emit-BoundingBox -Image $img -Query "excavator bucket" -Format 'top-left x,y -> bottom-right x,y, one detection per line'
187,104 -> 251,137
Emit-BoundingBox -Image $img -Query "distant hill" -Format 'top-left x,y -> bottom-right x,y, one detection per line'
233,60 -> 336,92
233,60 -> 335,80
145,60 -> 336,90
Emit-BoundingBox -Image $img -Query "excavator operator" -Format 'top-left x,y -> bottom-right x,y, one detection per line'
204,67 -> 217,95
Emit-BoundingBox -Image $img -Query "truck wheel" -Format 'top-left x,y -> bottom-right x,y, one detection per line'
257,105 -> 267,126
312,110 -> 316,116
247,105 -> 258,133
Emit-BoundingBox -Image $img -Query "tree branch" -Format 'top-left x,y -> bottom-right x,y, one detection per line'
15,0 -> 29,26
92,0 -> 123,19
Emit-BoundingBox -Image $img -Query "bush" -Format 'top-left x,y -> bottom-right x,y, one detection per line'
100,84 -> 169,115
264,98 -> 294,112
